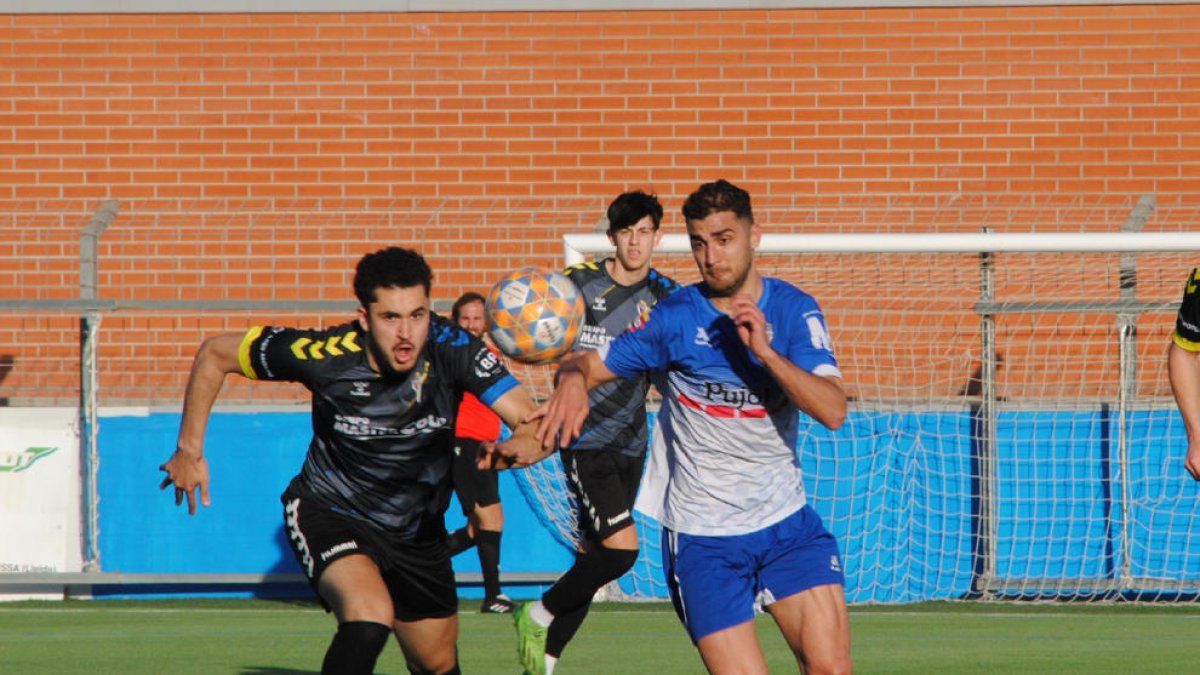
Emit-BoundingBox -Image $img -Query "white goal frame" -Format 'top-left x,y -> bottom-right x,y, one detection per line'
565,232 -> 1200,265
558,229 -> 1200,601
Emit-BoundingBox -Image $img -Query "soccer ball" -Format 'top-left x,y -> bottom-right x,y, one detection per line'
485,266 -> 586,364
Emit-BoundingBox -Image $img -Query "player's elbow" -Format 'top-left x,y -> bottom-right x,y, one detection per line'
821,408 -> 847,431
816,397 -> 848,431
193,333 -> 246,376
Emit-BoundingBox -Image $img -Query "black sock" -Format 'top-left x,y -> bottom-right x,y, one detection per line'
546,602 -> 591,658
542,546 -> 639,617
541,546 -> 637,657
446,526 -> 475,556
320,621 -> 391,675
476,529 -> 503,599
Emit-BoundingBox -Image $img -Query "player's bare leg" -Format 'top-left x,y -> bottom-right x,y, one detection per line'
475,501 -> 504,532
602,523 -> 638,550
765,583 -> 852,675
316,554 -> 395,675
394,615 -> 460,674
694,620 -> 769,675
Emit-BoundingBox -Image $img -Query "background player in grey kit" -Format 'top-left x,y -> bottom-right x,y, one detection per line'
513,190 -> 680,675
158,247 -> 544,675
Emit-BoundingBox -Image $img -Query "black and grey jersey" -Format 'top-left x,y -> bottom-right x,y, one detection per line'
564,259 -> 680,457
238,315 -> 517,541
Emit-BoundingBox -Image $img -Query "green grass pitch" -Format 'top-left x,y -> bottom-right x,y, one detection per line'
1,598 -> 1198,673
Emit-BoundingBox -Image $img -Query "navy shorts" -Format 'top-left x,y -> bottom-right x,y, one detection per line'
282,491 -> 457,621
662,504 -> 845,642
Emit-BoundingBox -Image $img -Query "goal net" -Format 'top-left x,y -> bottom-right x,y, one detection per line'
512,222 -> 1200,603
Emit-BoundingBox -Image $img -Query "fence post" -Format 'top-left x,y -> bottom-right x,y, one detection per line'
973,225 -> 999,598
1115,194 -> 1155,590
79,199 -> 119,573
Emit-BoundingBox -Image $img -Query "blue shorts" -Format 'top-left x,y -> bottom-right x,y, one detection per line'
662,504 -> 845,643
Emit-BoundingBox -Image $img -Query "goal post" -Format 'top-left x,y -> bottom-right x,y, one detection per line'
510,228 -> 1200,603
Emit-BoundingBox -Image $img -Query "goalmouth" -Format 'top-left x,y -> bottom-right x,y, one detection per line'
511,221 -> 1200,603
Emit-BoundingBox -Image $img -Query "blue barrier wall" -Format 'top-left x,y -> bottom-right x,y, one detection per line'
800,408 -> 1200,602
97,408 -> 1200,603
97,410 -> 573,600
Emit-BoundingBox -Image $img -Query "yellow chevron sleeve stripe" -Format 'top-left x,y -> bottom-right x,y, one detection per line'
308,340 -> 326,360
342,331 -> 362,352
325,334 -> 343,356
290,337 -> 313,360
238,326 -> 265,379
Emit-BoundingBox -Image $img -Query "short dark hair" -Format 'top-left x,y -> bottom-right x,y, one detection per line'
681,179 -> 754,225
606,190 -> 664,235
353,246 -> 432,306
451,291 -> 486,321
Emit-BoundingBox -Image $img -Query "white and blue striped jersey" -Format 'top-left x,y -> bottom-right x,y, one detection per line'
603,278 -> 841,536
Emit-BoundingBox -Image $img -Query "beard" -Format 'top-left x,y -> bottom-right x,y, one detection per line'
365,331 -> 407,379
702,263 -> 751,298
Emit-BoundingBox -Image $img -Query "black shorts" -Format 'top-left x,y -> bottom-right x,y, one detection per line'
451,437 -> 501,515
282,492 -> 457,621
561,448 -> 645,541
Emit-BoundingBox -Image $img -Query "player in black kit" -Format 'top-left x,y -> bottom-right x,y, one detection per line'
158,247 -> 546,675
514,191 -> 680,675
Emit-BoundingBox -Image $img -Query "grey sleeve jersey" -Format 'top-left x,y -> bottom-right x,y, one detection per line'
242,316 -> 517,540
563,260 -> 680,456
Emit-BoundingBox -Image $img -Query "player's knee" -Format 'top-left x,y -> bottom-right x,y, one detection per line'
800,651 -> 852,675
321,621 -> 391,675
597,545 -> 639,582
333,595 -> 394,625
337,620 -> 391,650
405,657 -> 460,674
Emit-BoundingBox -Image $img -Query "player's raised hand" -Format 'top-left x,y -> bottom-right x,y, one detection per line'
728,293 -> 772,358
533,368 -> 590,450
158,448 -> 211,515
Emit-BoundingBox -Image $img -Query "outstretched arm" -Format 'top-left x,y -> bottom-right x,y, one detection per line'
534,350 -> 619,449
482,385 -> 554,469
1168,341 -> 1200,481
728,294 -> 847,430
159,333 -> 246,514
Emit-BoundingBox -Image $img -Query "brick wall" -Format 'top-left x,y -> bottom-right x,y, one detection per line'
1,5 -> 1198,404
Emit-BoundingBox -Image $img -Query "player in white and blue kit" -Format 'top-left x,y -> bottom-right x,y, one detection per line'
528,180 -> 853,674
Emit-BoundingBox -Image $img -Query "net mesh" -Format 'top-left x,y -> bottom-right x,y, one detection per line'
525,220 -> 1200,602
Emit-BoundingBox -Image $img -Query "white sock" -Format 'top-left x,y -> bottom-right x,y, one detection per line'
529,600 -> 554,628
545,654 -> 559,675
